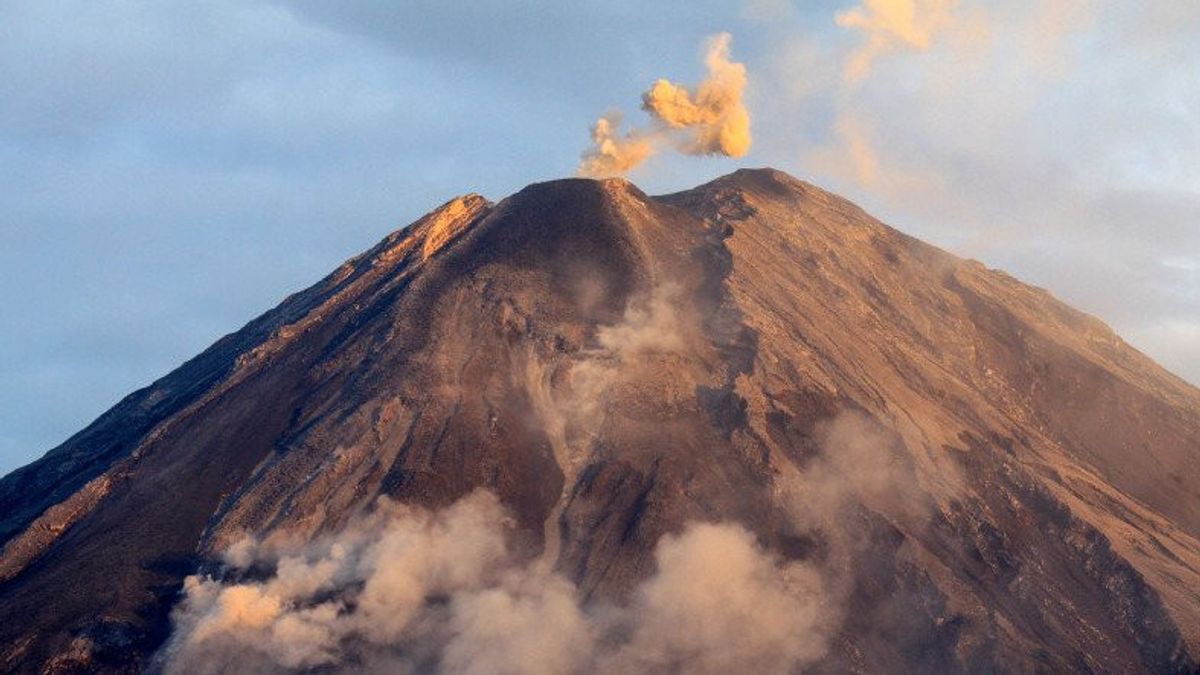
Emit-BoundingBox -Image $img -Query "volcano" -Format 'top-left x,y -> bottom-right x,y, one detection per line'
2,169 -> 1199,674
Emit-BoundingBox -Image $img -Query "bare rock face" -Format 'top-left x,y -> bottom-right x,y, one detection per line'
1,169 -> 1199,674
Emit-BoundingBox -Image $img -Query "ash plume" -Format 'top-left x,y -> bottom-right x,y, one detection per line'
158,492 -> 833,674
578,113 -> 657,179
579,33 -> 752,177
775,410 -> 932,534
598,523 -> 831,674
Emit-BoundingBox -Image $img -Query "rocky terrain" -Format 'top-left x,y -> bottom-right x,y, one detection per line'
1,168 -> 1198,673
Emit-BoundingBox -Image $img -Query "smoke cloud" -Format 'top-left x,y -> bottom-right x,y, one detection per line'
579,33 -> 752,177
835,0 -> 959,83
640,33 -> 752,158
767,408 -> 936,642
776,411 -> 929,534
803,0 -> 969,202
577,112 -> 657,179
159,491 -> 832,674
599,523 -> 830,674
158,289 -> 936,674
158,406 -> 931,674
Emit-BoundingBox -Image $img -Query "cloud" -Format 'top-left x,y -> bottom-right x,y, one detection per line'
835,0 -> 960,83
579,33 -> 752,177
823,114 -> 880,186
159,491 -> 833,674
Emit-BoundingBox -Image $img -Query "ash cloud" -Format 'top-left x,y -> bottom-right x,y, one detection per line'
776,410 -> 931,533
159,402 -> 933,673
599,523 -> 830,674
578,112 -> 657,179
159,491 -> 832,674
579,33 -> 752,177
768,409 -> 940,647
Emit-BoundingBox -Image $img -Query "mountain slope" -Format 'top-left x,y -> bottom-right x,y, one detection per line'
1,169 -> 1198,674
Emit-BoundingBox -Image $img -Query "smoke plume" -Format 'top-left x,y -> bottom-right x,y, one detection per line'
835,0 -> 959,83
579,33 -> 752,177
159,491 -> 832,674
577,113 -> 657,179
157,289 -> 940,674
766,408 -> 937,646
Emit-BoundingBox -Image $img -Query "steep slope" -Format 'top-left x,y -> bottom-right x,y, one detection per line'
1,169 -> 1198,674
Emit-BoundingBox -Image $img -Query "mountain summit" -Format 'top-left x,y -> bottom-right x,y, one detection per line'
2,169 -> 1199,673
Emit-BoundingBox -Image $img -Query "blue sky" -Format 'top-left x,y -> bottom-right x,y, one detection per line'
1,1 -> 1197,474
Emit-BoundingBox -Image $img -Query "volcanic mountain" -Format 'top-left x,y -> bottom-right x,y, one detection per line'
2,169 -> 1199,674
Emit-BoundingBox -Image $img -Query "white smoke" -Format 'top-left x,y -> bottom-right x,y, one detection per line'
159,491 -> 832,674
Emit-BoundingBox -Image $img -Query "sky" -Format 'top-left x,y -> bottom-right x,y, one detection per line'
0,0 -> 1196,475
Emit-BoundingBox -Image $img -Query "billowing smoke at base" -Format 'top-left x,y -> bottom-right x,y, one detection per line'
159,491 -> 832,674
578,33 -> 752,177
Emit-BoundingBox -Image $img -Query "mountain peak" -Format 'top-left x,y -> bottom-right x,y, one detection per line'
1,171 -> 1198,673
699,166 -> 811,196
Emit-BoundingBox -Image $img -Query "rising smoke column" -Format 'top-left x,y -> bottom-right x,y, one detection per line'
579,33 -> 752,177
578,113 -> 657,179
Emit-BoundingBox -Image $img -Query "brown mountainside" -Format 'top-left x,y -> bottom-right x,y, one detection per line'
1,168 -> 1199,673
